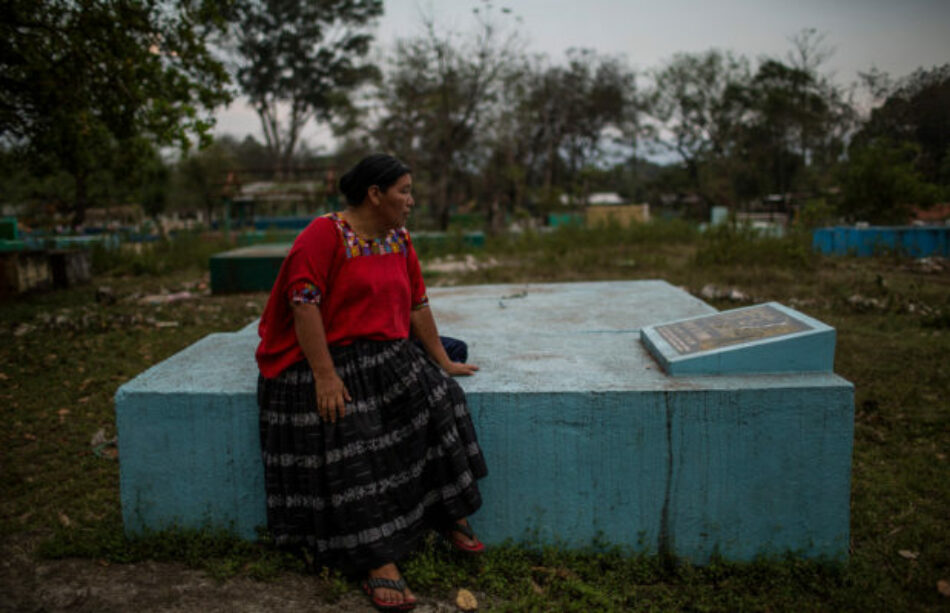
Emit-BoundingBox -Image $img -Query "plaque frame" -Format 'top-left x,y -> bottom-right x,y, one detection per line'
640,302 -> 836,376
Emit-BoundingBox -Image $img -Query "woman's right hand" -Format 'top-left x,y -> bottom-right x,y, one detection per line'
314,371 -> 351,423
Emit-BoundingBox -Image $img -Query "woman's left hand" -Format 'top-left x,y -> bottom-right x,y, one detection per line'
442,361 -> 479,377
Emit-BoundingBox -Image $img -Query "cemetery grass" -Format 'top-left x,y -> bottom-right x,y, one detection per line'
1,225 -> 948,611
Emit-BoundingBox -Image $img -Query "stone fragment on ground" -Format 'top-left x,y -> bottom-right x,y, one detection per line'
424,255 -> 499,274
910,256 -> 947,274
95,286 -> 116,305
698,284 -> 750,302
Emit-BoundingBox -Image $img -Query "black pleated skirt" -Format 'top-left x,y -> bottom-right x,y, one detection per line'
258,339 -> 487,571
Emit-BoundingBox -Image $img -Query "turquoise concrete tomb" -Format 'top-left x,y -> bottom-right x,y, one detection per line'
115,280 -> 854,562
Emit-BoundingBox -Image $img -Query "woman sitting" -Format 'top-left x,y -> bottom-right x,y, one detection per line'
255,153 -> 487,611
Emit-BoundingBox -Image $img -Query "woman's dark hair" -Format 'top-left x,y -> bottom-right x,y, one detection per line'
338,154 -> 411,206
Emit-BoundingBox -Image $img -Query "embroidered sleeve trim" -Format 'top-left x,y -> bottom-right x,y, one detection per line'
412,295 -> 430,311
288,282 -> 321,306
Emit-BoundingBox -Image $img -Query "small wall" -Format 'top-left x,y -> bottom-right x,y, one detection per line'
209,244 -> 291,294
0,251 -> 52,296
813,226 -> 949,258
49,250 -> 91,288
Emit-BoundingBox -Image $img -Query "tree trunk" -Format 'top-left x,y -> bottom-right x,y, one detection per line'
71,170 -> 88,228
432,162 -> 451,231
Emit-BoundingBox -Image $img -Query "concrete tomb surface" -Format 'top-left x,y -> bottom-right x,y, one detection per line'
116,280 -> 854,562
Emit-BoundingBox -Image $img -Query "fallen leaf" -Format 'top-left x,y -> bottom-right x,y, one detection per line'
90,428 -> 107,446
529,579 -> 544,595
13,323 -> 35,337
0,372 -> 7,380
78,396 -> 90,404
898,549 -> 919,560
58,512 -> 71,527
938,580 -> 950,597
23,433 -> 37,441
456,588 -> 478,611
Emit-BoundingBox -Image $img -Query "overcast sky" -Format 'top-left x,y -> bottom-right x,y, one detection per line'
213,0 -> 950,149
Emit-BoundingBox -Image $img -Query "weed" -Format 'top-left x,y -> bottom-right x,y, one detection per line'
90,231 -> 232,276
693,223 -> 817,270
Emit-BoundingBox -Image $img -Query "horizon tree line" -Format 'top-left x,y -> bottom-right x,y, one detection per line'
0,1 -> 947,229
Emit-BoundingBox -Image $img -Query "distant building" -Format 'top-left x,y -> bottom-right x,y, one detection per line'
238,181 -> 324,216
585,203 -> 650,227
557,192 -> 625,207
85,204 -> 144,227
911,203 -> 950,225
587,192 -> 625,206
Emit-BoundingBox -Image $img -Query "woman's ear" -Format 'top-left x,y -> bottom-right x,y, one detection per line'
367,185 -> 381,206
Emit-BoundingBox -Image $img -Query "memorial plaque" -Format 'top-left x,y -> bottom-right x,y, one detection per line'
654,304 -> 811,355
640,302 -> 835,375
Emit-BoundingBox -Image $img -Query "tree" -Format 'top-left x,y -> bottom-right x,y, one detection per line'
518,50 -> 636,207
837,139 -> 940,224
857,64 -> 950,185
742,30 -> 853,197
647,34 -> 854,217
138,150 -> 172,219
0,0 -> 232,226
173,141 -> 238,223
373,6 -> 521,229
647,49 -> 751,215
838,63 -> 950,222
231,0 -> 382,178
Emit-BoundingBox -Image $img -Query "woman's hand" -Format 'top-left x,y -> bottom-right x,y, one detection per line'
314,371 -> 351,423
442,361 -> 480,377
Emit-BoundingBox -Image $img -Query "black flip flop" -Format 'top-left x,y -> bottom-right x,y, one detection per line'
362,576 -> 417,611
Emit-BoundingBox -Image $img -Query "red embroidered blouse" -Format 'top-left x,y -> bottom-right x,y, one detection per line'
255,213 -> 429,378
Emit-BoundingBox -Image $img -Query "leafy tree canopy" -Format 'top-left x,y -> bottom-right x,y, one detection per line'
0,0 -> 232,224
857,64 -> 950,185
837,139 -> 942,224
231,0 -> 383,177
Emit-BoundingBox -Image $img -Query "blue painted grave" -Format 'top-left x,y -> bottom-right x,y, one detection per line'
209,244 -> 291,294
115,281 -> 854,562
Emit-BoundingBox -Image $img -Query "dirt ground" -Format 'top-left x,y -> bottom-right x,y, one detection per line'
0,536 -> 460,613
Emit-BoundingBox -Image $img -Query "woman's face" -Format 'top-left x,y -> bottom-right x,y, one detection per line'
375,173 -> 414,229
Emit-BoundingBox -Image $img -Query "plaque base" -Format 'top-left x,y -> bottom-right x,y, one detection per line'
640,302 -> 836,376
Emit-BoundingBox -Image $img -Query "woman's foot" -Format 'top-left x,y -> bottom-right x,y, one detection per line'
363,563 -> 416,610
444,518 -> 485,554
